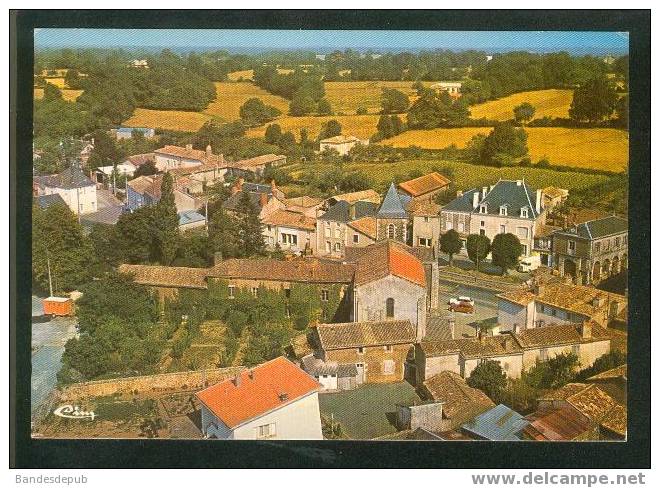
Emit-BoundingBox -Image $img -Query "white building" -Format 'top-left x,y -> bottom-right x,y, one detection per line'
262,209 -> 317,255
319,135 -> 367,156
34,166 -> 97,215
196,357 -> 323,440
153,144 -> 224,172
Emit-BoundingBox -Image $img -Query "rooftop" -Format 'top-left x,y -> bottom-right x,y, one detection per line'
461,404 -> 529,441
350,240 -> 427,288
523,405 -> 593,441
196,356 -> 320,429
283,196 -> 324,209
557,215 -> 628,240
155,144 -> 224,166
320,135 -> 362,144
599,403 -> 627,437
35,166 -> 95,190
318,200 -> 378,223
329,189 -> 381,205
263,209 -> 316,231
542,186 -> 569,199
232,153 -> 286,170
125,153 -> 155,167
539,383 -> 618,422
346,216 -> 377,239
442,180 -> 541,219
34,193 -> 67,209
316,320 -> 415,350
407,199 -> 441,217
377,182 -> 410,219
586,364 -> 627,382
398,172 -> 451,197
178,210 -> 206,226
118,263 -> 209,289
209,257 -> 356,284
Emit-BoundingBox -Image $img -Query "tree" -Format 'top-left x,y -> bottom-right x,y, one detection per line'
381,88 -> 410,113
390,114 -> 404,135
208,206 -> 241,260
289,92 -> 317,116
491,233 -> 523,275
575,350 -> 627,381
376,114 -> 395,139
513,102 -> 536,125
87,130 -> 124,170
525,353 -> 579,390
239,97 -> 282,126
615,95 -> 628,129
466,233 -> 491,271
439,229 -> 462,266
235,191 -> 265,257
467,359 -> 507,402
264,123 -> 283,145
407,90 -> 469,129
317,98 -> 333,115
133,159 -> 158,177
318,119 -> 342,140
64,68 -> 81,89
32,202 -> 95,294
569,76 -> 618,123
355,106 -> 368,115
154,173 -> 180,265
480,123 -> 528,166
111,205 -> 158,264
43,83 -> 63,102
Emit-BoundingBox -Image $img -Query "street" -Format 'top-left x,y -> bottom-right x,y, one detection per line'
434,280 -> 500,339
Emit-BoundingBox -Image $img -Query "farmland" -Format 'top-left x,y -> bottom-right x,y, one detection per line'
470,89 -> 574,121
324,80 -> 435,115
124,108 -> 213,132
226,68 -> 295,82
383,127 -> 629,172
203,82 -> 290,121
246,114 -> 381,140
34,88 -> 83,102
288,159 -> 612,194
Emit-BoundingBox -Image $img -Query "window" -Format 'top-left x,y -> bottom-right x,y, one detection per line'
424,216 -> 429,223
499,206 -> 508,216
446,221 -> 453,231
325,241 -> 331,252
615,237 -> 621,248
386,298 -> 395,318
267,225 -> 272,232
500,225 -> 506,234
479,204 -> 487,214
521,244 -> 527,255
540,304 -> 545,313
387,224 -> 395,239
480,220 -> 485,227
480,229 -> 485,236
568,240 -> 576,253
572,344 -> 580,356
334,242 -> 341,252
457,222 -> 464,232
353,234 -> 359,244
595,242 -> 601,253
521,208 -> 529,218
228,285 -> 236,298
461,239 -> 467,249
517,227 -> 529,239
540,348 -> 548,361
256,423 -> 276,439
551,308 -> 557,317
623,235 -> 627,245
284,288 -> 291,298
418,237 -> 431,247
384,345 -> 393,352
281,233 -> 298,246
321,289 -> 329,302
357,347 -> 365,354
382,360 -> 395,375
251,287 -> 258,297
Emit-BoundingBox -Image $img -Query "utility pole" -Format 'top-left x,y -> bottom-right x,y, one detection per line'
47,254 -> 54,297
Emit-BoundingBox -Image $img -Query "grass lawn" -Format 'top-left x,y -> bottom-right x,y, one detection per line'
318,382 -> 420,439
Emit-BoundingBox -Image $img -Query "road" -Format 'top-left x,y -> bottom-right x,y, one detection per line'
433,280 -> 500,339
31,296 -> 78,413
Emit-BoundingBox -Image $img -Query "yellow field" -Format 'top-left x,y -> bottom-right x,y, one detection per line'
324,81 -> 436,115
226,68 -> 296,82
470,89 -> 574,121
202,82 -> 290,121
123,108 -> 213,132
246,114 -> 382,140
43,77 -> 68,88
383,126 -> 628,172
34,88 -> 83,102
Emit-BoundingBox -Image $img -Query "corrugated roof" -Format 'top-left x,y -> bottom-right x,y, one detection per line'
196,356 -> 320,429
461,404 -> 529,440
316,320 -> 415,350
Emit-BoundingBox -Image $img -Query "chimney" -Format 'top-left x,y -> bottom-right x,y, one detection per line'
213,251 -> 223,266
278,392 -> 289,402
482,186 -> 488,198
580,320 -> 592,339
478,329 -> 486,344
259,192 -> 268,207
248,369 -> 254,380
472,191 -> 480,209
516,180 -> 523,186
456,190 -> 463,198
349,204 -> 356,220
449,318 -> 455,339
206,144 -> 212,157
232,373 -> 242,387
185,143 -> 193,151
535,189 -> 542,214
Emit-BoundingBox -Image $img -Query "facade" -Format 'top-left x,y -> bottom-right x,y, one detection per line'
496,283 -> 627,332
552,216 -> 628,285
34,166 -> 98,215
430,81 -> 462,97
398,172 -> 451,204
111,127 -> 155,140
300,354 -> 358,391
375,183 -> 411,244
541,186 -> 569,212
126,174 -> 200,213
409,200 -> 442,252
196,357 -> 323,440
415,322 -> 611,383
154,144 -> 215,171
312,320 -> 416,384
319,135 -> 367,156
281,196 -> 325,218
440,180 -> 546,257
262,209 -> 316,255
532,224 -> 560,267
316,200 -> 378,258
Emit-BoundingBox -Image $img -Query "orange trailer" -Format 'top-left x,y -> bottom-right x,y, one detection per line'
42,296 -> 74,316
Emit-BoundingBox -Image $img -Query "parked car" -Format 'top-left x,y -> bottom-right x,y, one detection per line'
517,255 -> 541,273
448,296 -> 475,314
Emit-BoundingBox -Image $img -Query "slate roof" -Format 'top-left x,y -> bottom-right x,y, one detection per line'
35,166 -> 95,190
34,193 -> 67,209
329,189 -> 381,205
209,257 -> 356,284
557,216 -> 628,240
178,210 -> 206,226
399,172 -> 451,197
316,320 -> 415,350
442,180 -> 541,219
196,356 -> 320,429
421,371 -> 495,428
350,240 -> 426,288
461,404 -> 529,440
377,182 -> 409,219
318,200 -> 378,223
118,264 -> 209,289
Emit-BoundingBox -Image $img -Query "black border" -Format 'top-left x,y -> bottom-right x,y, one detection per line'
11,10 -> 650,469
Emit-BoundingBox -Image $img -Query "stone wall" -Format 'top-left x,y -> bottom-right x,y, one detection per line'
59,366 -> 245,401
324,342 -> 413,383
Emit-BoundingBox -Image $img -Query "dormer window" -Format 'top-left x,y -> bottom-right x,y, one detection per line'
520,207 -> 529,218
479,204 -> 488,214
499,205 -> 508,216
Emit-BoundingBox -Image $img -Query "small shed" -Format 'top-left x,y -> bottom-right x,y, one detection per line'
461,404 -> 529,441
43,296 -> 74,316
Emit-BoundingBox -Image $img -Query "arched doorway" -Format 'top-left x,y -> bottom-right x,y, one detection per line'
603,259 -> 611,277
563,259 -> 577,282
621,253 -> 628,270
611,256 -> 620,275
592,261 -> 601,282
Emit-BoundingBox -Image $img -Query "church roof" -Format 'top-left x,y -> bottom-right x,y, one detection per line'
377,182 -> 409,219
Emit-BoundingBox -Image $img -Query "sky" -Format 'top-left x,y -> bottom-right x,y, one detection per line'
34,29 -> 629,53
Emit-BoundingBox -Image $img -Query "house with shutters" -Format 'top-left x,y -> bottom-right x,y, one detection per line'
552,215 -> 628,285
440,179 -> 546,257
196,356 -> 323,440
262,209 -> 317,255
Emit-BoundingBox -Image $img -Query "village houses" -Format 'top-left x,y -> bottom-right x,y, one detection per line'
196,356 -> 323,440
319,134 -> 367,156
33,165 -> 98,216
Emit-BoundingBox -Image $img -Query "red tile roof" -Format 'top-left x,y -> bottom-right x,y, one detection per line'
398,172 -> 451,197
347,216 -> 377,239
195,356 -> 320,428
263,209 -> 316,231
524,406 -> 593,441
351,240 -> 426,288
